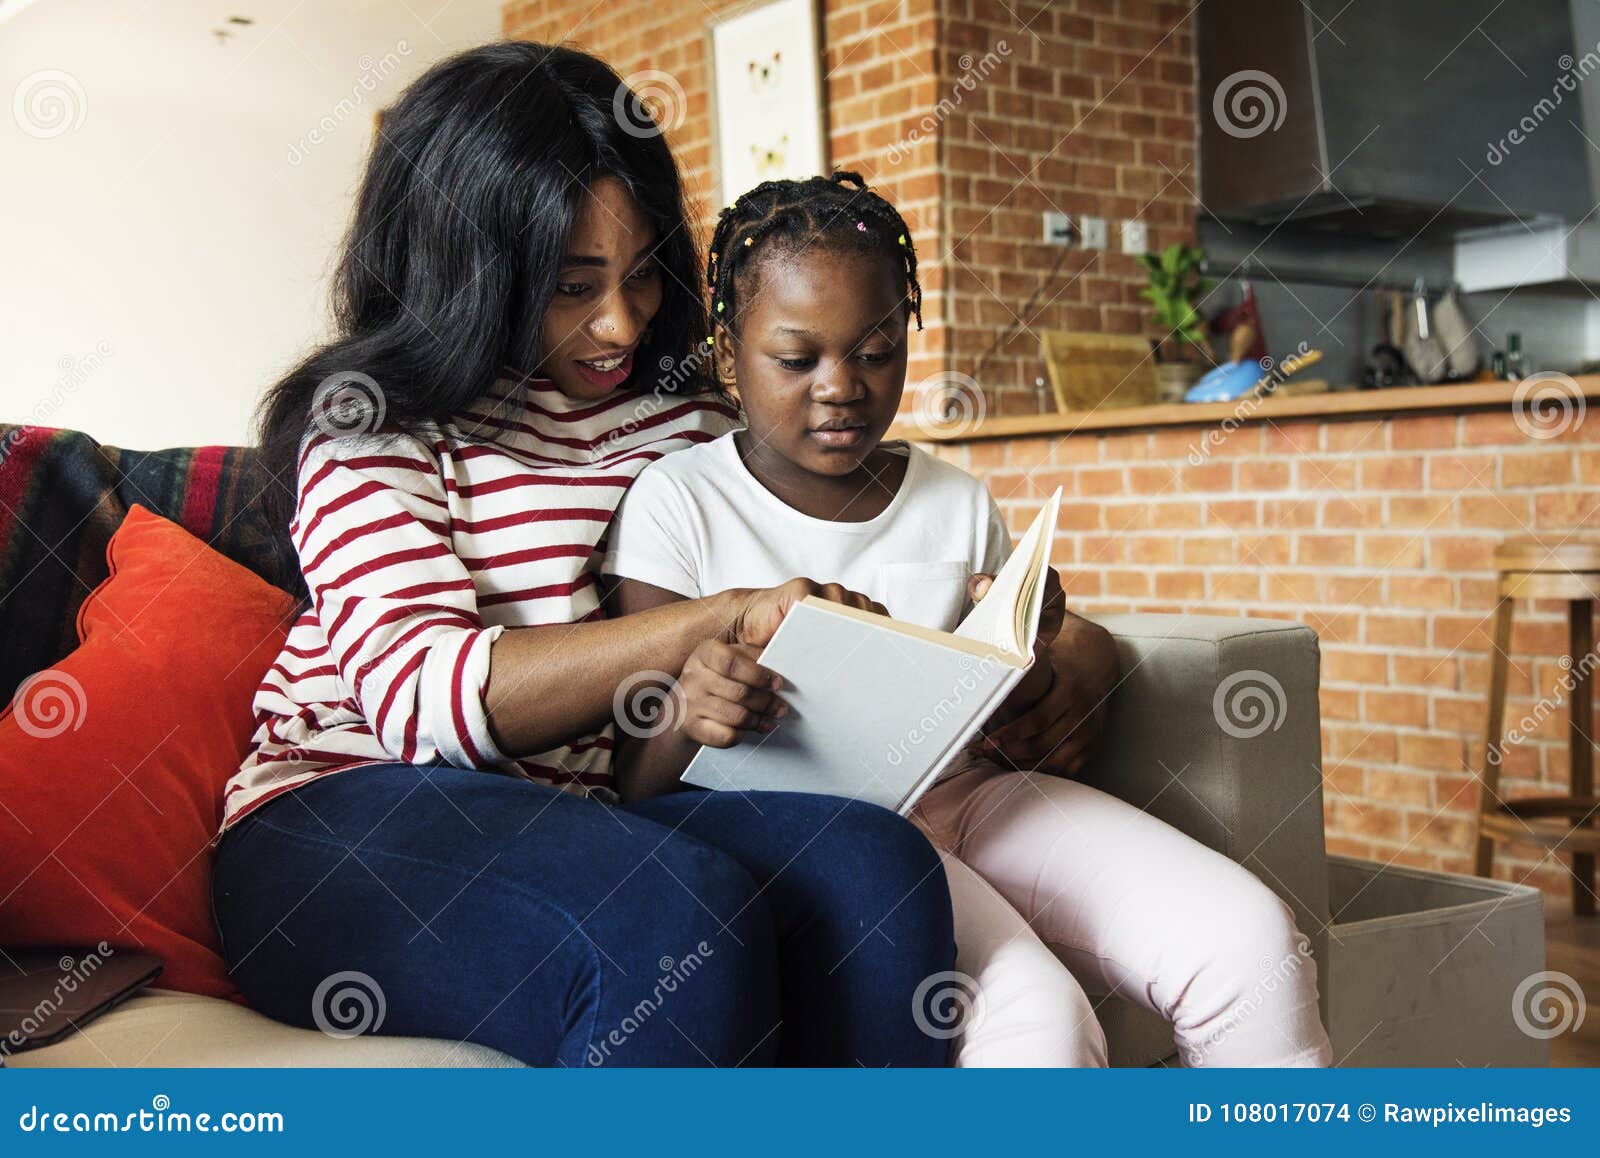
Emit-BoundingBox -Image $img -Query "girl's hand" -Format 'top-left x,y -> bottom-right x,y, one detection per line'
727,578 -> 888,647
983,614 -> 1119,778
968,565 -> 1067,650
676,639 -> 789,748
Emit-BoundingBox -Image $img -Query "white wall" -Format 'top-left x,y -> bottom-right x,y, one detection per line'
1,0 -> 502,449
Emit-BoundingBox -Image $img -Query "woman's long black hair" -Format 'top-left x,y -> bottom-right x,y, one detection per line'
254,40 -> 711,566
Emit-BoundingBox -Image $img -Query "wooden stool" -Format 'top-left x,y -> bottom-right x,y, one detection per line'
1474,539 -> 1599,916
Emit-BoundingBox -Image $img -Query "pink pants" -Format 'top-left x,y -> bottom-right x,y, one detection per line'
910,761 -> 1334,1068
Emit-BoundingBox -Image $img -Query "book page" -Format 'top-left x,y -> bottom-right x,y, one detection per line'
953,488 -> 1062,656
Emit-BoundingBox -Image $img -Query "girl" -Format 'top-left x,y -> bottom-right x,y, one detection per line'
604,172 -> 1334,1068
214,44 -> 957,1068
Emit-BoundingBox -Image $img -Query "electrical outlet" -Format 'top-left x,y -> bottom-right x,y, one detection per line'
1042,210 -> 1072,247
1121,219 -> 1149,255
1079,216 -> 1107,250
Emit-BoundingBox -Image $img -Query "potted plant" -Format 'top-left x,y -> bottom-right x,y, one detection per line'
1139,242 -> 1214,401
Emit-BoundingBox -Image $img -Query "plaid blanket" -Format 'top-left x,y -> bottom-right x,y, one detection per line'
0,424 -> 297,705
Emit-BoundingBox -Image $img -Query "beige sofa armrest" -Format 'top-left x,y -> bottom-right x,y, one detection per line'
1078,613 -> 1330,948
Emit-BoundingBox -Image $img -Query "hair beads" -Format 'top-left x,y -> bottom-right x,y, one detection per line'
704,170 -> 924,334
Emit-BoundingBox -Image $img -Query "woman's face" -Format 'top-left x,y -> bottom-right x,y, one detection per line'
536,177 -> 664,401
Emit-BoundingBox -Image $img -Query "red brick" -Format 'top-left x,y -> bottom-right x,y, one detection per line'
1394,654 -> 1458,689
1360,534 -> 1425,570
1323,647 -> 1387,684
1364,768 -> 1435,807
1397,733 -> 1469,772
1299,534 -> 1356,567
1501,450 -> 1573,487
1238,460 -> 1291,490
1387,495 -> 1455,527
1359,456 -> 1424,490
1461,410 -> 1532,446
1322,419 -> 1385,453
1294,456 -> 1359,491
1363,689 -> 1429,727
1181,536 -> 1234,565
1366,614 -> 1427,648
1390,414 -> 1459,449
1428,452 -> 1496,490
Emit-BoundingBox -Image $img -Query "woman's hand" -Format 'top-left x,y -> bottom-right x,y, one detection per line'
983,612 -> 1120,778
726,578 -> 888,647
674,639 -> 790,749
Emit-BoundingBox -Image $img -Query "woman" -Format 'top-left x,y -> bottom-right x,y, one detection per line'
211,41 -> 967,1067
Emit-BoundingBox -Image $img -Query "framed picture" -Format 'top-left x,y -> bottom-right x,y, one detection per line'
706,0 -> 829,208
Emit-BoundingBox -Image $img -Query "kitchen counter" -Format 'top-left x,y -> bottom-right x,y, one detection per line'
897,376 -> 1600,443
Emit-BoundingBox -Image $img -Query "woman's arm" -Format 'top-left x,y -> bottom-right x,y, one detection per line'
483,587 -> 750,756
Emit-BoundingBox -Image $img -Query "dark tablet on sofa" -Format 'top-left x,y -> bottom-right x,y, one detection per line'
0,947 -> 163,1053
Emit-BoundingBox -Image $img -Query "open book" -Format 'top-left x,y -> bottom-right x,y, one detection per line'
682,489 -> 1062,813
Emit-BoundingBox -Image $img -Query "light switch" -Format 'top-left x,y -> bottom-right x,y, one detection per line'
1042,210 -> 1072,247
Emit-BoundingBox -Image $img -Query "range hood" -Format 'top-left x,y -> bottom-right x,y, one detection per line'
1198,0 -> 1594,239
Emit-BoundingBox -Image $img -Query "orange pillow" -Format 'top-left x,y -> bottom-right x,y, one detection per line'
0,505 -> 294,1001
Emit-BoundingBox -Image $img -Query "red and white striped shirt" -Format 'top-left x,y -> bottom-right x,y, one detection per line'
222,375 -> 740,829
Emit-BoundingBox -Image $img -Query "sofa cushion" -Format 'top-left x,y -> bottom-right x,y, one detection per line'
6,989 -> 522,1068
0,506 -> 295,1001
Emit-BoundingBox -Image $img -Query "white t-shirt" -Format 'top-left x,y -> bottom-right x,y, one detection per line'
603,432 -> 1012,632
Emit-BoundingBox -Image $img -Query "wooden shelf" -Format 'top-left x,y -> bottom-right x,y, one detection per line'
894,375 -> 1600,444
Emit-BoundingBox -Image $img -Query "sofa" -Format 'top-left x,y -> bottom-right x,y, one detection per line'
0,424 -> 1331,1067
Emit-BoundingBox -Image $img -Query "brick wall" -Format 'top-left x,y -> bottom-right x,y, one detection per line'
502,0 -> 1200,418
502,0 -> 949,392
932,409 -> 1600,896
941,0 -> 1197,416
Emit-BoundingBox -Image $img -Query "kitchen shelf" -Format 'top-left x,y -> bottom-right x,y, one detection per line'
895,376 -> 1600,444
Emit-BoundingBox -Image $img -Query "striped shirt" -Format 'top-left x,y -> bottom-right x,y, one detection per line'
221,375 -> 740,829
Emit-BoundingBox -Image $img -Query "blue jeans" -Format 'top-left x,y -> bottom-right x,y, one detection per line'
211,763 -> 955,1066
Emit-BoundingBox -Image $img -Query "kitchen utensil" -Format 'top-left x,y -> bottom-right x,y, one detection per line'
1401,278 -> 1448,383
1430,289 -> 1480,379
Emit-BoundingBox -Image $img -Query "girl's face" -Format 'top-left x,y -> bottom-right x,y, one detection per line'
716,244 -> 908,478
536,177 -> 665,401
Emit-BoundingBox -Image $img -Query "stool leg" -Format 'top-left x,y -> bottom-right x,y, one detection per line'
1569,599 -> 1595,917
1475,595 -> 1516,878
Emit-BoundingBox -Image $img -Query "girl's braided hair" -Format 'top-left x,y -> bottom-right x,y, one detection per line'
705,170 -> 923,337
